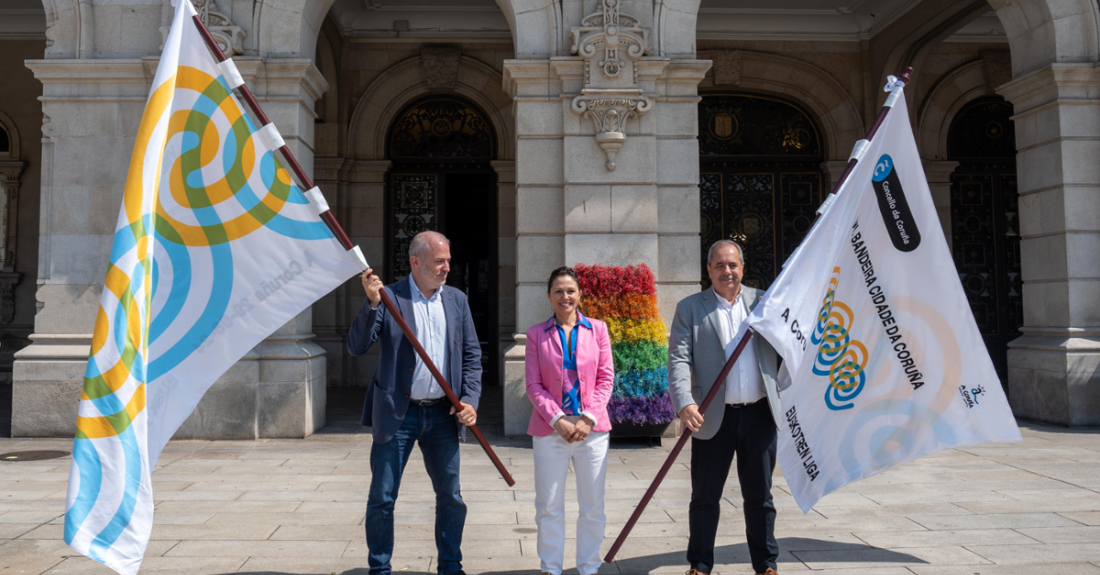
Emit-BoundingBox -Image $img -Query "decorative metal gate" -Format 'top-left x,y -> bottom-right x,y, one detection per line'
699,94 -> 824,289
948,97 -> 1020,389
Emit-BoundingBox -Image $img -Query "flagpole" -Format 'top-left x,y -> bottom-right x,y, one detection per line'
602,67 -> 913,563
190,15 -> 515,487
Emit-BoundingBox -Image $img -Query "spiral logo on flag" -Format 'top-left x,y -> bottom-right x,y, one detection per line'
810,267 -> 868,411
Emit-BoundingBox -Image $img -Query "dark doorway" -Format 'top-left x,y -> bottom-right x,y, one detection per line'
385,95 -> 499,387
948,97 -> 1021,392
698,94 -> 825,290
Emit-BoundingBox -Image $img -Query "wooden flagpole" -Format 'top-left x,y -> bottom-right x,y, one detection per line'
190,15 -> 515,487
603,67 -> 913,562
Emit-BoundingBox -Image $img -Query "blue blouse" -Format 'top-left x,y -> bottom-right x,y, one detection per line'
552,312 -> 593,416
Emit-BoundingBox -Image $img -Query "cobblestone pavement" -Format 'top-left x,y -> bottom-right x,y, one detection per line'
1,417 -> 1099,575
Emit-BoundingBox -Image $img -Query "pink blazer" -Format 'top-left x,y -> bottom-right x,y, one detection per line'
525,315 -> 616,436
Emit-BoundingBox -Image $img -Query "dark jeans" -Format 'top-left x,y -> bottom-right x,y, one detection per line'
366,403 -> 466,575
687,400 -> 778,574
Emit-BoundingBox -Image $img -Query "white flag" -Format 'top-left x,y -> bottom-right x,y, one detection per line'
63,1 -> 364,572
748,87 -> 1021,513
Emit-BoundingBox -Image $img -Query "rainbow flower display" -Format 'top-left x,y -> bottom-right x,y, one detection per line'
575,263 -> 675,427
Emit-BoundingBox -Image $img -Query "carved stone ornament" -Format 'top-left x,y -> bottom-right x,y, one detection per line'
569,0 -> 652,171
713,50 -> 743,86
572,91 -> 652,171
981,51 -> 1012,88
421,46 -> 462,90
570,0 -> 649,80
161,0 -> 246,57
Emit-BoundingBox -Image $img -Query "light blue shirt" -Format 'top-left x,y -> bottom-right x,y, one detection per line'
409,275 -> 448,400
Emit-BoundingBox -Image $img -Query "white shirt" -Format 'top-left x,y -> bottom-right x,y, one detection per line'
713,288 -> 765,405
409,275 -> 448,400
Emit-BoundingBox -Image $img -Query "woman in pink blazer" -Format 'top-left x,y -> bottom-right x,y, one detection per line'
525,266 -> 615,575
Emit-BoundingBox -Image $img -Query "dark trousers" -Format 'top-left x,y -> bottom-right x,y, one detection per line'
687,400 -> 778,574
366,403 -> 466,575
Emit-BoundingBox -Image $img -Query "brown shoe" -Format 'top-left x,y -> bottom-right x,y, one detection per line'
686,570 -> 709,575
756,569 -> 779,575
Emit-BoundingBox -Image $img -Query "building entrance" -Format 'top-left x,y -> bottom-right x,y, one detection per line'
385,95 -> 499,387
948,97 -> 1021,391
698,94 -> 825,289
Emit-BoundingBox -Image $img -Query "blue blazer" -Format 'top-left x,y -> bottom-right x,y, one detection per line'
347,280 -> 483,444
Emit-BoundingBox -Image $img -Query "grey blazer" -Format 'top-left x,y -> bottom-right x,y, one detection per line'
668,285 -> 786,439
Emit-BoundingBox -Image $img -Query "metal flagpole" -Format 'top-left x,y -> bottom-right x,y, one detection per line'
603,67 -> 914,562
190,15 -> 516,487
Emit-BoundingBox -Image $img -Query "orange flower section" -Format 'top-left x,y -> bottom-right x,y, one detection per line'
582,294 -> 659,321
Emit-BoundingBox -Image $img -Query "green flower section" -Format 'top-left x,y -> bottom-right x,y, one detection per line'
611,340 -> 667,372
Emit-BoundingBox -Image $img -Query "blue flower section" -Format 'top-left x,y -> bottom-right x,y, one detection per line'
612,367 -> 669,398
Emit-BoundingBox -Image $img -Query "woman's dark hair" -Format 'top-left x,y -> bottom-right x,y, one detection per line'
546,266 -> 580,293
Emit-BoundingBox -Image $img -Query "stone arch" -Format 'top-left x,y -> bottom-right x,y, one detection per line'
347,55 -> 515,161
493,0 -> 560,57
988,0 -> 1100,76
38,0 -> 86,58
652,0 -> 702,57
253,0 -> 336,59
314,23 -> 339,125
918,59 -> 1000,161
698,51 -> 864,161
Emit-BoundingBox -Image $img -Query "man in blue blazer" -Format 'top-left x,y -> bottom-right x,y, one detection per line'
348,230 -> 482,575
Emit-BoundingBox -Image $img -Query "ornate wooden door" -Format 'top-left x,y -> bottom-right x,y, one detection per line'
948,98 -> 1021,390
385,96 -> 498,384
699,94 -> 824,289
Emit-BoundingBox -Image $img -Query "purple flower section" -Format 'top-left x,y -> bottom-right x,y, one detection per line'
608,393 -> 676,426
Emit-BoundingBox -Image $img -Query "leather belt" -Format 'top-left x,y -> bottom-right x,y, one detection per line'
410,397 -> 447,407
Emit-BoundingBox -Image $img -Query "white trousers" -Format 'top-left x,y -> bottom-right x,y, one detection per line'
533,431 -> 610,575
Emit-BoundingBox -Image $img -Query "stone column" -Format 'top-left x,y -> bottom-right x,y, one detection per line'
998,64 -> 1100,426
14,57 -> 336,438
311,157 -> 353,387
922,160 -> 959,245
339,159 -> 390,388
501,0 -> 709,436
492,160 -> 517,380
14,60 -> 156,437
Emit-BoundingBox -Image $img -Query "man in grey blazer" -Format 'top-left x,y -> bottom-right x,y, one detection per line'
669,240 -> 787,575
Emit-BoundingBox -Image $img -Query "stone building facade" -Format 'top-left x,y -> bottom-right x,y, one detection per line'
0,0 -> 1097,437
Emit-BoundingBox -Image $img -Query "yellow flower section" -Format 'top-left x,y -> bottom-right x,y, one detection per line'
606,317 -> 668,345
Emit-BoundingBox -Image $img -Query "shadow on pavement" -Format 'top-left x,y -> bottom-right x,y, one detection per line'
223,537 -> 925,575
605,536 -> 925,573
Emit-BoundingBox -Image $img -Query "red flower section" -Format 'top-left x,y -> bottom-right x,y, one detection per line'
574,263 -> 656,298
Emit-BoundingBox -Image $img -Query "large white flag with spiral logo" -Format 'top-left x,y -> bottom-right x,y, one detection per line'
63,1 -> 364,573
748,88 -> 1021,513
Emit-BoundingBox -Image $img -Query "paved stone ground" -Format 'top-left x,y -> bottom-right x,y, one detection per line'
1,401 -> 1099,575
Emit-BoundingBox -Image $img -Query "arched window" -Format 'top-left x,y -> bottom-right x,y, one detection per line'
698,93 -> 824,289
387,96 -> 495,163
0,126 -> 9,155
